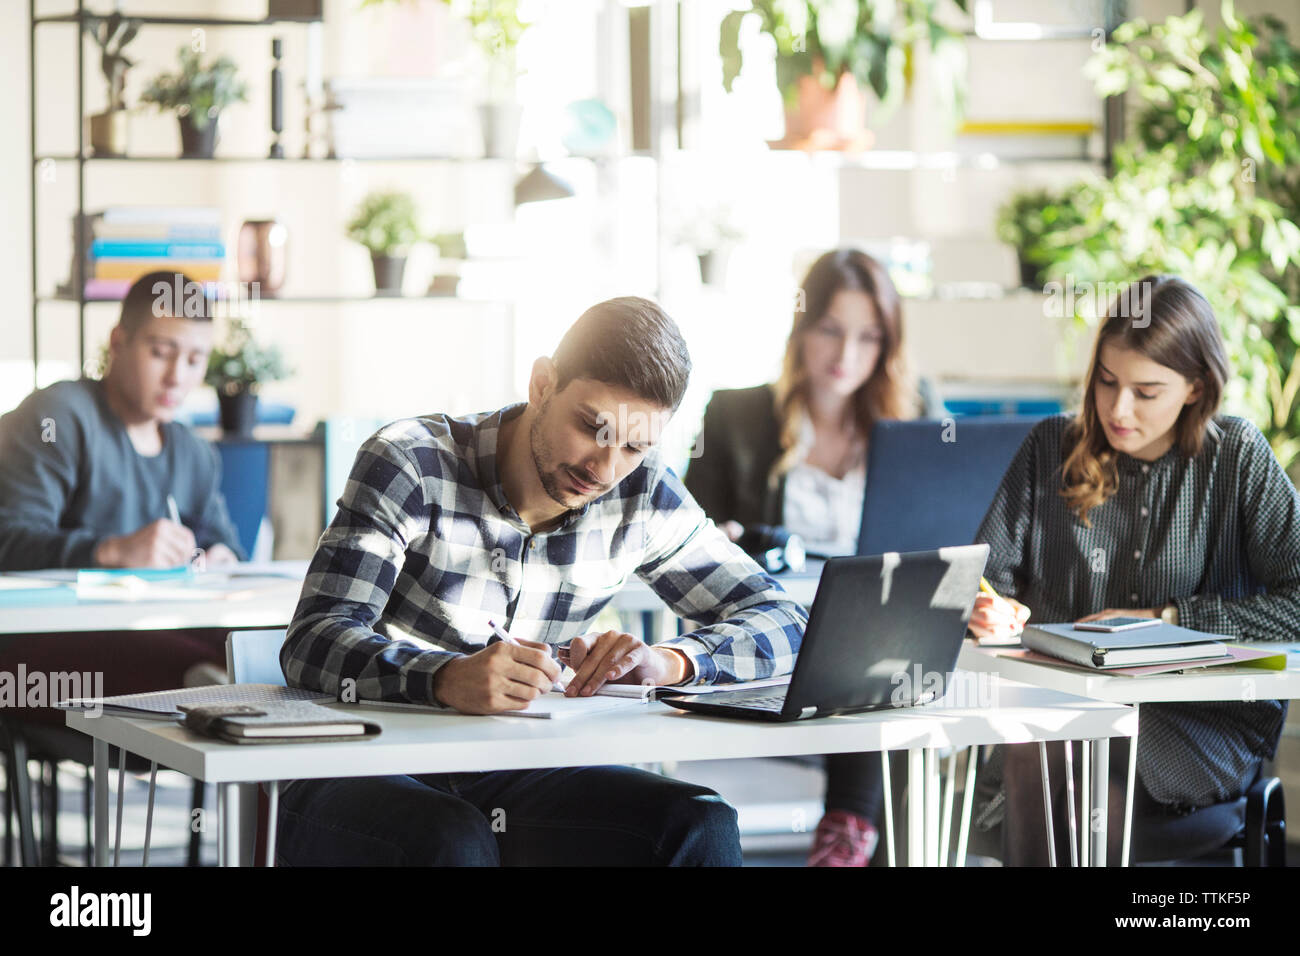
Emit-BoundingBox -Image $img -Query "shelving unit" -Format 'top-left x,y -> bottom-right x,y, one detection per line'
28,1 -> 339,385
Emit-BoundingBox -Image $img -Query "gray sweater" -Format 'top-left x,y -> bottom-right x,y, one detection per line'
0,378 -> 244,570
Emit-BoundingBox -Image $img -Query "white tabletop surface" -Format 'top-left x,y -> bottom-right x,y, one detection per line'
0,572 -> 305,634
64,675 -> 1137,785
959,641 -> 1300,704
2,561 -> 823,634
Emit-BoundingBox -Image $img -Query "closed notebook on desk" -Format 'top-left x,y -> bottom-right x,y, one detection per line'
179,701 -> 382,744
1022,622 -> 1230,669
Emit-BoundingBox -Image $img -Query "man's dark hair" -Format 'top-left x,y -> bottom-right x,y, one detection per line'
552,296 -> 691,410
119,271 -> 214,336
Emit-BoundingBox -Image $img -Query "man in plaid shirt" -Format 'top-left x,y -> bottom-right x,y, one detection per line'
277,297 -> 807,865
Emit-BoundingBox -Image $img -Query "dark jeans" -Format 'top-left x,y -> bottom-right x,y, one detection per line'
275,765 -> 743,866
824,752 -> 885,821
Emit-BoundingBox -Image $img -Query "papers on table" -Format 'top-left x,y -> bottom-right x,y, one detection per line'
0,561 -> 306,604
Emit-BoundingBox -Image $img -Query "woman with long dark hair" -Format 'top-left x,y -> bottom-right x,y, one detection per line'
686,248 -> 918,865
970,274 -> 1300,863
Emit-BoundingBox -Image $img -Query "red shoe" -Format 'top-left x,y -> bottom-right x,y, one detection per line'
807,810 -> 878,867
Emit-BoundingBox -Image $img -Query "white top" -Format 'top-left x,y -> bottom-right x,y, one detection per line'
782,461 -> 865,557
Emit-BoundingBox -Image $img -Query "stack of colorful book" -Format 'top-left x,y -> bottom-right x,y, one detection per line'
84,207 -> 225,300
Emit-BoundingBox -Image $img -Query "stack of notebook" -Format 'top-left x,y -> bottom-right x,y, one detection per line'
1021,622 -> 1232,669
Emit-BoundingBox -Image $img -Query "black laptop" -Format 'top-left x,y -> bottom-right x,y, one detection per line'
663,544 -> 989,722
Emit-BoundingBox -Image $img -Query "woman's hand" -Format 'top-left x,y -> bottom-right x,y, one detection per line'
720,520 -> 744,543
968,593 -> 1031,645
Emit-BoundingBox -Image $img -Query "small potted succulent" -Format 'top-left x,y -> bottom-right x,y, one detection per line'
672,201 -> 744,285
346,189 -> 423,296
83,13 -> 141,157
206,318 -> 290,436
428,231 -> 467,296
141,47 -> 248,158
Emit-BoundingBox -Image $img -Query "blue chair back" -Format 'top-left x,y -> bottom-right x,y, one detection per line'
225,629 -> 289,686
858,416 -> 1045,556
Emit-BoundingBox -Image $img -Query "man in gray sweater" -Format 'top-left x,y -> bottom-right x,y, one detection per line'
0,272 -> 243,570
0,273 -> 246,786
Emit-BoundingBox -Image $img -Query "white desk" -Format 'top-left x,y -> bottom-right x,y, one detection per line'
959,641 -> 1300,865
0,563 -> 815,634
612,567 -> 822,614
0,567 -> 306,635
65,675 -> 1136,868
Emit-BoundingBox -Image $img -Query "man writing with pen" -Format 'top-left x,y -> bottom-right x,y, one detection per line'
279,297 -> 808,866
0,271 -> 245,792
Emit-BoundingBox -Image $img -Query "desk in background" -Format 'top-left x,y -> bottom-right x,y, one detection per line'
959,641 -> 1300,865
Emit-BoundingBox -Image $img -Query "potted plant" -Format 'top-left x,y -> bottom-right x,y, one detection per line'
720,0 -> 970,149
428,231 -> 467,296
1027,2 -> 1300,472
206,318 -> 290,437
83,13 -> 140,157
141,47 -> 248,158
995,186 -> 1088,289
672,202 -> 744,285
346,189 -> 423,296
360,0 -> 532,157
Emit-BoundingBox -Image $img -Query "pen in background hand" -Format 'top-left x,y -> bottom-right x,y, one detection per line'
166,494 -> 181,525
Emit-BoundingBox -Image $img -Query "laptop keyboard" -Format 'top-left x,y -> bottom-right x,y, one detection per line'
706,690 -> 788,710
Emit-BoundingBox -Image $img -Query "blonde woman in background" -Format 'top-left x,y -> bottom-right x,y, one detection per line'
686,248 -> 920,866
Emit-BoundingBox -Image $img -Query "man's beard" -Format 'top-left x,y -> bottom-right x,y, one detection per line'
529,399 -> 580,508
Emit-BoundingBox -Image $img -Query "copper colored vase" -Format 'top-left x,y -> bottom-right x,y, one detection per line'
237,219 -> 288,297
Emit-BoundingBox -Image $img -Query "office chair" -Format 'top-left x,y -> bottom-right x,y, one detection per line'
226,629 -> 289,868
226,629 -> 290,687
1132,770 -> 1286,866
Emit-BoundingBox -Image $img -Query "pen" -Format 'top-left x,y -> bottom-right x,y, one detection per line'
488,618 -> 574,689
166,494 -> 181,525
487,618 -> 522,647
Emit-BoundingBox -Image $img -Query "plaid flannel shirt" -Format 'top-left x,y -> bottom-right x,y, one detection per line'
281,403 -> 807,705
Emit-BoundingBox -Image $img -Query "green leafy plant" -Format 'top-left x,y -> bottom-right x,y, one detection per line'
83,13 -> 141,110
431,232 -> 468,260
995,186 -> 1091,288
1032,2 -> 1300,469
359,0 -> 528,59
206,319 -> 290,396
140,47 -> 248,130
720,0 -> 970,116
346,190 -> 423,256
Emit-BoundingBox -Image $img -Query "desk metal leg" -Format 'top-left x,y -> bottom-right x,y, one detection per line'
880,751 -> 896,867
1121,708 -> 1138,867
924,749 -> 940,867
1063,741 -> 1079,868
217,782 -> 259,867
907,749 -> 924,867
955,746 -> 978,868
265,782 -> 279,868
1089,738 -> 1109,867
112,748 -> 125,867
939,751 -> 957,867
142,762 -> 157,867
1080,742 -> 1091,867
1037,741 -> 1056,867
93,739 -> 108,867
218,783 -> 232,867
